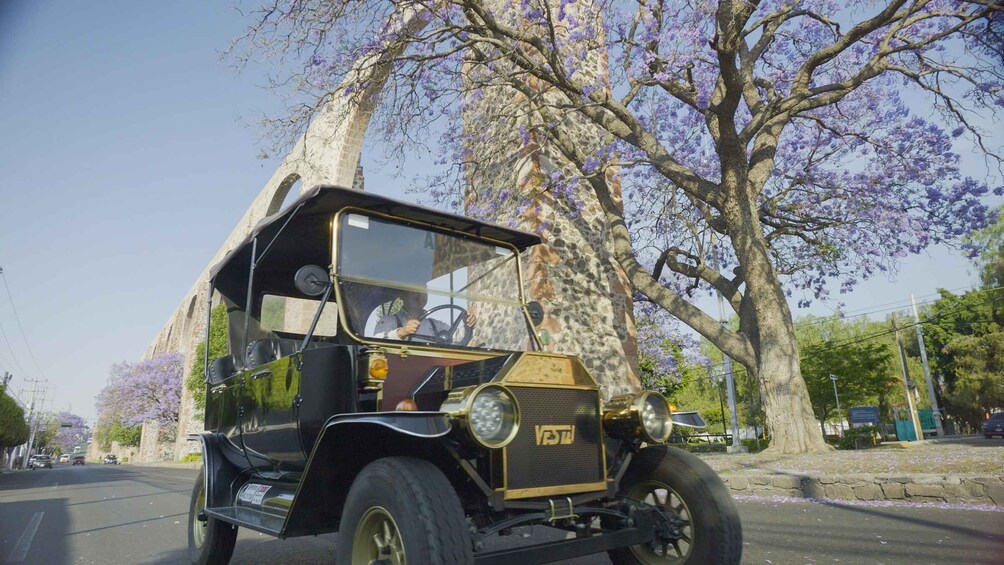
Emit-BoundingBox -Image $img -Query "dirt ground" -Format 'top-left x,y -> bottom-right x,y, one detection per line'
698,435 -> 1004,475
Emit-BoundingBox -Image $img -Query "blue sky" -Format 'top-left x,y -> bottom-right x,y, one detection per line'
0,1 -> 999,422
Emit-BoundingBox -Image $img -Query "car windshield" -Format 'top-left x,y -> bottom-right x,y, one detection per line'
989,413 -> 1004,421
336,212 -> 534,351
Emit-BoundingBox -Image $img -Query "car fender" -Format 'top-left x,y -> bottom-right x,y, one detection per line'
188,432 -> 241,509
280,412 -> 454,537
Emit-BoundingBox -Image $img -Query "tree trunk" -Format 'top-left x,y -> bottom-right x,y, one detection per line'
723,184 -> 830,453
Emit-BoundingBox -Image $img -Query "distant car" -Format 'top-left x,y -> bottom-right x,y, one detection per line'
58,454 -> 70,463
71,455 -> 86,465
103,455 -> 118,465
984,412 -> 1004,439
27,455 -> 52,469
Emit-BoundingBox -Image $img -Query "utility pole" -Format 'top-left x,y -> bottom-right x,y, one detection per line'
892,315 -> 924,441
20,380 -> 48,468
711,234 -> 746,453
829,374 -> 843,435
20,380 -> 40,468
911,294 -> 945,437
1,372 -> 9,470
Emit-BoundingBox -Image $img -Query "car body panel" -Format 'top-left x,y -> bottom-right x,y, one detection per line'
191,184 -> 688,560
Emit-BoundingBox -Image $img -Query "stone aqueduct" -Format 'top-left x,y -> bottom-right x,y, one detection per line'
139,8 -> 641,460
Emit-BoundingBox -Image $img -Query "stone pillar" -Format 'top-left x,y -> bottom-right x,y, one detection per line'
139,420 -> 162,462
463,0 -> 639,399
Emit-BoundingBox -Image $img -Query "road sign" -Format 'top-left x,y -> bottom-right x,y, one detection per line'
849,406 -> 880,427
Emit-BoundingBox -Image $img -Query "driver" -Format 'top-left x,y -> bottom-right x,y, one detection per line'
374,289 -> 476,343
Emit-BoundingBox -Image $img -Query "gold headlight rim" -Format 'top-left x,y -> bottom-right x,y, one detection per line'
636,391 -> 673,444
443,383 -> 521,449
603,391 -> 674,444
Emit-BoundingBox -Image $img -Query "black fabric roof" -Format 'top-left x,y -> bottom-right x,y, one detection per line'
209,184 -> 542,282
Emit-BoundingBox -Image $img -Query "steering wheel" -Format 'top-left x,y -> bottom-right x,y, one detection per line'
405,304 -> 474,346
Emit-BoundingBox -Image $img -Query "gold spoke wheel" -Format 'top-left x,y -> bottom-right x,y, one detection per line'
627,480 -> 694,563
352,506 -> 406,565
191,480 -> 207,548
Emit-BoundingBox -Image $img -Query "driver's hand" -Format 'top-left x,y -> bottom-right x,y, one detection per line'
395,319 -> 421,339
465,310 -> 477,327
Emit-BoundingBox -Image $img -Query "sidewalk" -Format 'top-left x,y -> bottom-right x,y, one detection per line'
700,435 -> 1004,507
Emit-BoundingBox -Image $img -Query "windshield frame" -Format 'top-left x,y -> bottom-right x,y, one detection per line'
330,206 -> 541,352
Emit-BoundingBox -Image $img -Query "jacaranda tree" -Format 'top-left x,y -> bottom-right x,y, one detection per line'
53,411 -> 89,453
237,0 -> 1002,452
96,353 -> 184,442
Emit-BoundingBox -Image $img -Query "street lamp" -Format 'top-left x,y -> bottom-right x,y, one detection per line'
830,374 -> 843,435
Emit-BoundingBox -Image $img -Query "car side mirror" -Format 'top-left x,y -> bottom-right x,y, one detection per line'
294,265 -> 331,297
526,301 -> 545,326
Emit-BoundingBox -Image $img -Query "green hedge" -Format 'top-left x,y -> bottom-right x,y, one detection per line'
837,425 -> 881,450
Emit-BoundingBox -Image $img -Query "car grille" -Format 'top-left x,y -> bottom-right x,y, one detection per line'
504,386 -> 605,496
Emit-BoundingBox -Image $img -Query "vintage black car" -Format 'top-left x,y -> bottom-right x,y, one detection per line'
188,185 -> 741,565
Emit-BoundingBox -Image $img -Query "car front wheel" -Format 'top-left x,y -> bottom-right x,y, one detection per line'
609,446 -> 743,565
188,466 -> 238,565
337,457 -> 472,565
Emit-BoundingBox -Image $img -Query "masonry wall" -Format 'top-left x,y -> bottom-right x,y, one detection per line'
463,0 -> 640,399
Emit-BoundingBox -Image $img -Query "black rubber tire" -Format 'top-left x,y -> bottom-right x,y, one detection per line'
188,466 -> 238,565
336,456 -> 473,565
609,446 -> 742,565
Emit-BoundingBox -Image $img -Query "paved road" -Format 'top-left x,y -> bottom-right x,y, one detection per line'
2,464 -> 1002,564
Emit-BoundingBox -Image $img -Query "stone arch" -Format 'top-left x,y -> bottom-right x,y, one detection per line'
149,6 -> 437,461
182,294 -> 198,341
267,173 -> 303,216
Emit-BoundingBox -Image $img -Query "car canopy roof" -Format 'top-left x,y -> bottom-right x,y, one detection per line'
209,185 -> 542,289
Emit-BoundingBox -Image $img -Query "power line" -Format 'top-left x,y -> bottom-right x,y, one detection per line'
0,317 -> 29,377
795,284 -> 982,327
0,345 -> 13,373
694,286 -> 1004,372
802,287 -> 1002,354
0,267 -> 47,381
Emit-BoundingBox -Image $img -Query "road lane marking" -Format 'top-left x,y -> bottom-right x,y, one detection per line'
5,511 -> 43,563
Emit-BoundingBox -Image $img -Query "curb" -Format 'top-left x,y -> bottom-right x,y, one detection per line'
127,461 -> 203,469
720,472 -> 1004,507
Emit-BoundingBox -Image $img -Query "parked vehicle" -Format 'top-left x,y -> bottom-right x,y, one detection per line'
984,412 -> 1004,439
103,454 -> 119,465
187,185 -> 740,565
27,455 -> 52,469
71,455 -> 85,465
58,454 -> 71,463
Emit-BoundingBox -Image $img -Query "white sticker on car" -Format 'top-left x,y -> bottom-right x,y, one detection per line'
238,484 -> 272,506
347,214 -> 370,229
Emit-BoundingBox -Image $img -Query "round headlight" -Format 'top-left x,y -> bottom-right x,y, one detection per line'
639,392 -> 673,443
441,384 -> 520,449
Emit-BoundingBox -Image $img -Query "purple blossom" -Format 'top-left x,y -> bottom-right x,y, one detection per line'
53,411 -> 88,452
96,353 -> 184,438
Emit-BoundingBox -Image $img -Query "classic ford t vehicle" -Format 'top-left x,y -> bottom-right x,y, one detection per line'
188,185 -> 741,565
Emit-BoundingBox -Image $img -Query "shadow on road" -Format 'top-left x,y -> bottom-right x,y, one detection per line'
66,488 -> 191,507
0,497 -> 70,565
0,466 -> 140,494
820,499 -> 1004,541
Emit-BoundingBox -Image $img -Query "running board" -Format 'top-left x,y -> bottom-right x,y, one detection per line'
205,507 -> 284,537
472,524 -> 654,565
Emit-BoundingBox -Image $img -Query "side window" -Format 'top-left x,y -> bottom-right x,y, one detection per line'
261,295 -> 338,337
